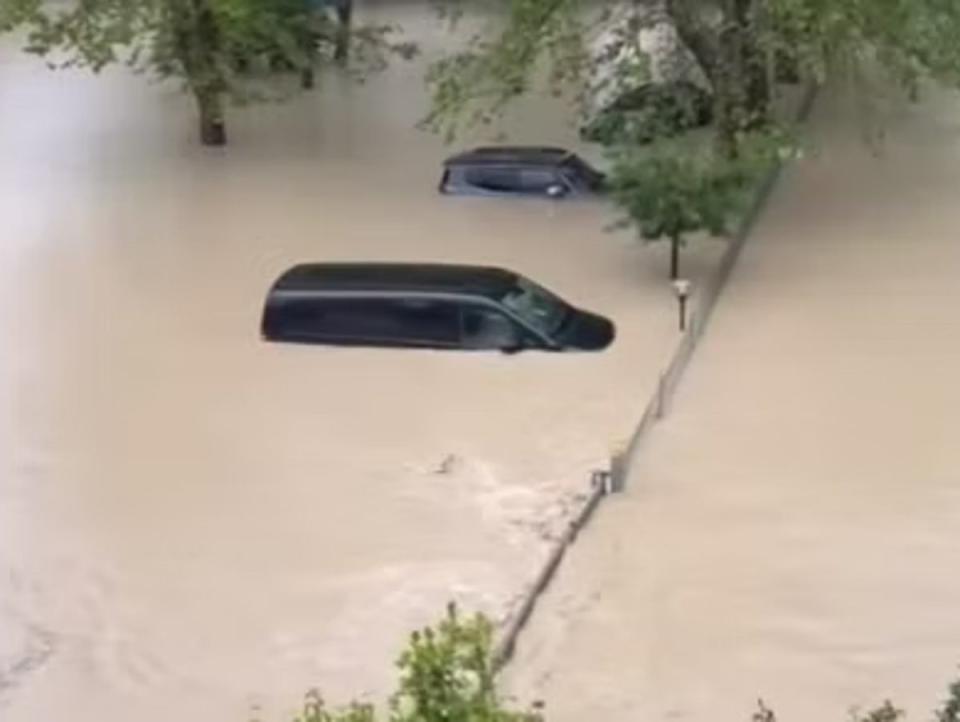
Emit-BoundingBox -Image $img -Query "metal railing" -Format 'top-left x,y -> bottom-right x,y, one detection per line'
611,82 -> 820,490
491,82 -> 820,669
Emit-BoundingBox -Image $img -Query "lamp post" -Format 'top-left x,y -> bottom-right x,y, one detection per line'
672,279 -> 691,332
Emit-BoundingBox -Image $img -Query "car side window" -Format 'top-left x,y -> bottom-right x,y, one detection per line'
460,306 -> 523,349
464,167 -> 522,193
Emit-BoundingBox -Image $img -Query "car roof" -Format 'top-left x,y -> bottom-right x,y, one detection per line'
269,262 -> 518,298
444,146 -> 575,167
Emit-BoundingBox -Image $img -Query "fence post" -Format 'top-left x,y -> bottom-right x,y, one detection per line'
609,448 -> 627,493
655,372 -> 667,419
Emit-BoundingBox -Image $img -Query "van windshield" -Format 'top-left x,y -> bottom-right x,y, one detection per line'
500,278 -> 570,336
562,156 -> 606,189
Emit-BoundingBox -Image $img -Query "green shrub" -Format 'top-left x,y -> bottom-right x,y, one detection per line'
289,604 -> 540,722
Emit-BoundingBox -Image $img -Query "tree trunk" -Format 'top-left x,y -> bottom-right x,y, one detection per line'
667,0 -> 772,157
299,17 -> 316,88
665,0 -> 737,157
741,37 -> 772,128
670,235 -> 680,280
665,0 -> 720,76
713,67 -> 740,159
189,0 -> 227,146
736,0 -> 772,130
334,0 -> 352,64
197,89 -> 226,146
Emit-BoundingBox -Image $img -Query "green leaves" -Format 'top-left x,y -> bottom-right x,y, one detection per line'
0,0 -> 40,34
422,0 -> 587,141
609,130 -> 780,242
426,0 -> 960,153
389,604 -> 539,722
606,127 -> 792,278
285,605 -> 540,722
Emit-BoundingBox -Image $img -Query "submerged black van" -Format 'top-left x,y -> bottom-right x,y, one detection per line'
261,263 -> 615,352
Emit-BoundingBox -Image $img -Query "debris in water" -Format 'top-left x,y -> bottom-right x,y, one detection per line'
433,453 -> 459,475
0,625 -> 56,703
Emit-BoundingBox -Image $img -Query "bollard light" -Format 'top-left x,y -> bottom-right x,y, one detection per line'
671,279 -> 691,332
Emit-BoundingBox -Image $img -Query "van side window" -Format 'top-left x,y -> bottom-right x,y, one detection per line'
271,296 -> 458,346
393,298 -> 460,345
464,167 -> 521,193
461,306 -> 522,349
519,169 -> 562,194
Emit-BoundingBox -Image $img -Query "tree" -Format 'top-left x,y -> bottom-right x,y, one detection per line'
608,132 -> 782,278
329,0 -> 353,65
426,0 -> 960,156
18,0 -> 414,146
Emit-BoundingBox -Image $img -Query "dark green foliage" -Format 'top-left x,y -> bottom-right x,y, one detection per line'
610,144 -> 747,241
0,0 -> 39,33
389,604 -> 537,722
580,81 -> 712,146
608,130 -> 787,277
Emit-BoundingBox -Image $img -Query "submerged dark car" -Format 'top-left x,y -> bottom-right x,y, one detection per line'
580,81 -> 713,145
261,263 -> 615,352
439,147 -> 606,199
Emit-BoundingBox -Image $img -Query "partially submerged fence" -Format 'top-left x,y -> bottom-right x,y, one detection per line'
492,82 -> 821,671
612,82 -> 820,488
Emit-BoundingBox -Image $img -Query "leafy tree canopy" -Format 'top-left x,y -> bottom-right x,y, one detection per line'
425,0 -> 960,151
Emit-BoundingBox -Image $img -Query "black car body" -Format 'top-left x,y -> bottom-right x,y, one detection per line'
580,81 -> 713,145
439,147 -> 606,199
261,263 -> 615,352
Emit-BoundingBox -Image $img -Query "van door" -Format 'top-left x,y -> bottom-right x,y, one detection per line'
460,304 -> 540,351
388,297 -> 460,347
463,166 -> 523,195
518,168 -> 567,196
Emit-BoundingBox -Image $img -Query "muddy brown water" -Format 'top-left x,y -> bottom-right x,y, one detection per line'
0,3 -> 724,720
503,86 -> 960,722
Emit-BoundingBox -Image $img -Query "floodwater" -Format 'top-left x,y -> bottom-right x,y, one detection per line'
504,86 -> 960,721
0,2 -> 724,720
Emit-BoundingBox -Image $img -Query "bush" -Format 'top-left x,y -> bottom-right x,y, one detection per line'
289,604 -> 541,722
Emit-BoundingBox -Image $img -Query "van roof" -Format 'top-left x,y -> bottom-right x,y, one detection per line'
444,146 -> 574,167
270,262 -> 518,297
